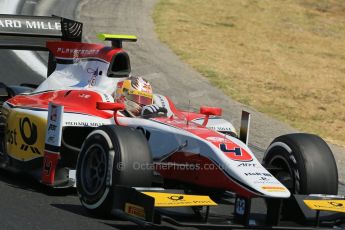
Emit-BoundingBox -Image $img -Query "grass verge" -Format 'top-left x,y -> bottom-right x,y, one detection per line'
153,0 -> 345,147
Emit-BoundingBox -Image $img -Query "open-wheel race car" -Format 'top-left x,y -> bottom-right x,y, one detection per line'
0,14 -> 343,229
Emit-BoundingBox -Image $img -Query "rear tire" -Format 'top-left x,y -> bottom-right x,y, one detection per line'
263,133 -> 338,195
76,125 -> 153,216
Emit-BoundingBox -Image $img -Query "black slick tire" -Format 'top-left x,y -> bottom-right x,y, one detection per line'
263,133 -> 338,195
76,125 -> 153,216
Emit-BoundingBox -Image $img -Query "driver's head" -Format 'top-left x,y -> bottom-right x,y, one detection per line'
115,76 -> 153,115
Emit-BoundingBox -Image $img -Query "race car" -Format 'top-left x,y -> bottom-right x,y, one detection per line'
0,14 -> 341,228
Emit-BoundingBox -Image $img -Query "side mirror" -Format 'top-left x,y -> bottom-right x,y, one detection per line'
200,106 -> 222,116
97,102 -> 125,111
199,106 -> 222,127
96,102 -> 126,125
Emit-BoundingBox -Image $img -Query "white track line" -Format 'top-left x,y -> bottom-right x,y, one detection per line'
0,0 -> 47,78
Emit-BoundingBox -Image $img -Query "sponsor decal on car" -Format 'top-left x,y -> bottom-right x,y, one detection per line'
87,67 -> 99,87
42,103 -> 64,185
142,192 -> 217,207
6,112 -> 45,160
56,47 -> 99,56
78,93 -> 91,99
206,136 -> 232,143
253,176 -> 280,185
261,186 -> 287,192
18,117 -> 41,155
244,172 -> 272,177
64,121 -> 107,127
0,19 -> 60,30
124,203 -> 146,219
237,162 -> 258,167
45,103 -> 63,147
241,170 -> 280,185
209,126 -> 232,131
304,200 -> 345,213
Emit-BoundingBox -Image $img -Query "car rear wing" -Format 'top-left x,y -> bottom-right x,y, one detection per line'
0,14 -> 82,51
0,14 -> 83,77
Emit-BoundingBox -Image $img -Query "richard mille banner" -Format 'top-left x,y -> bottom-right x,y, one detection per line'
0,14 -> 82,50
0,14 -> 61,37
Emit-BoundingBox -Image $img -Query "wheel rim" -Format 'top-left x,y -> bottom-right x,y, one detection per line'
267,155 -> 295,192
81,144 -> 107,196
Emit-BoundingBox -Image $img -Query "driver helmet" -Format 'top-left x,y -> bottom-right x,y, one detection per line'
115,76 -> 153,115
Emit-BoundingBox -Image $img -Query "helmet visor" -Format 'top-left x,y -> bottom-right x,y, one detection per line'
126,89 -> 153,105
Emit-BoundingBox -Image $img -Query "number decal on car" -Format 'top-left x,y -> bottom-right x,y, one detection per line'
219,143 -> 253,161
220,144 -> 242,156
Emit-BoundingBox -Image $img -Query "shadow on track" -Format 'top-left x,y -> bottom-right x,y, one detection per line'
103,223 -> 177,230
50,203 -> 95,218
0,168 -> 75,196
50,203 -> 178,230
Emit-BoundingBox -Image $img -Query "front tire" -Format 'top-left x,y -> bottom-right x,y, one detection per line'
76,125 -> 153,216
263,133 -> 338,195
